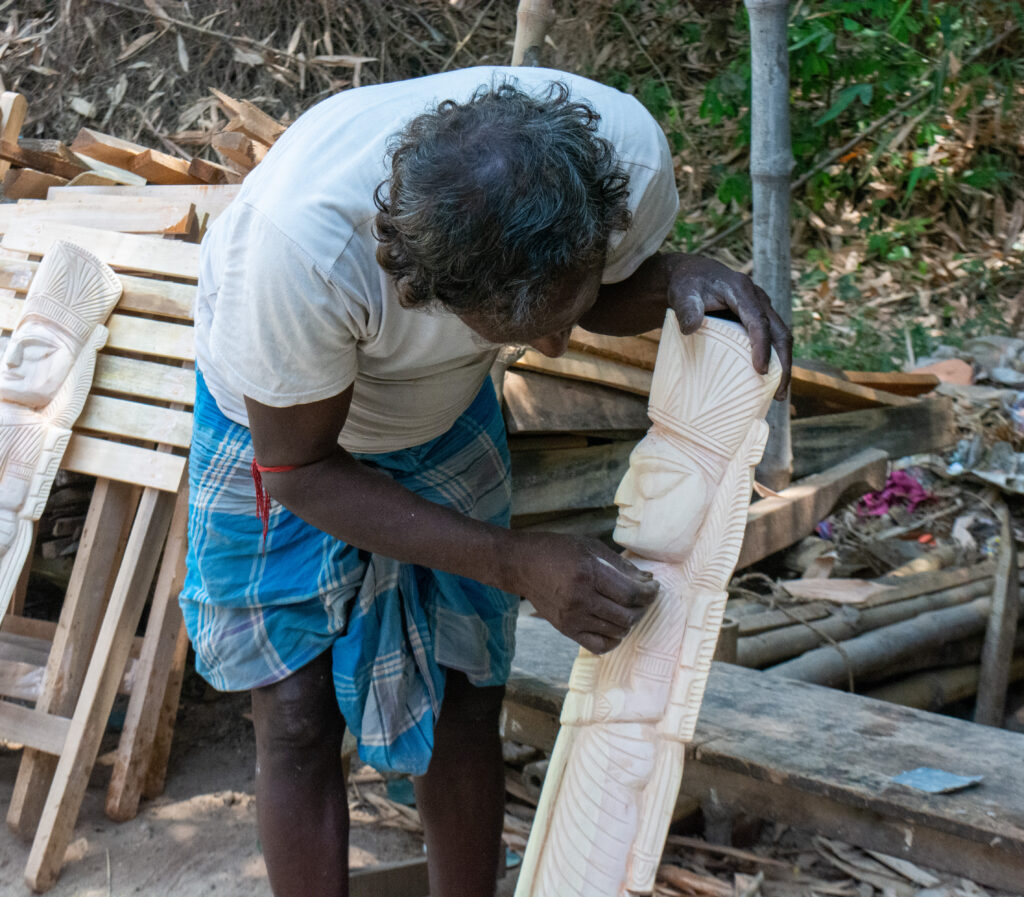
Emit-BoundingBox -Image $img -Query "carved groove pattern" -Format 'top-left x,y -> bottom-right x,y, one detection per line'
516,315 -> 780,897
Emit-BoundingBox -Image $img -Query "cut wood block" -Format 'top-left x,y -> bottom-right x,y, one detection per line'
71,128 -> 151,169
187,155 -> 242,185
791,396 -> 956,479
77,394 -> 193,449
62,435 -> 185,492
503,369 -> 649,435
791,364 -> 915,411
568,327 -> 658,370
0,196 -> 197,235
66,172 -> 121,188
843,370 -> 940,397
94,355 -> 195,405
514,348 -> 652,396
3,169 -> 69,200
510,440 -> 635,516
47,184 -> 240,222
218,94 -> 287,146
70,154 -> 147,187
738,448 -> 888,569
0,256 -> 195,320
128,149 -> 205,186
17,139 -> 81,170
0,140 -> 85,180
1,221 -> 200,280
0,92 -> 28,179
212,131 -> 268,171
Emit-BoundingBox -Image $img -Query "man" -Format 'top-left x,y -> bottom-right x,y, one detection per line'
181,66 -> 791,897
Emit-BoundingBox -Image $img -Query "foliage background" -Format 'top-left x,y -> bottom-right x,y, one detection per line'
2,0 -> 1023,369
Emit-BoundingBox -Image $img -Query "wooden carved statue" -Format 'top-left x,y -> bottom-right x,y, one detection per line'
0,240 -> 121,619
515,312 -> 781,897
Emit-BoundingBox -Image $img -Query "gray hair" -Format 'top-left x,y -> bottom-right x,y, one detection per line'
374,79 -> 631,331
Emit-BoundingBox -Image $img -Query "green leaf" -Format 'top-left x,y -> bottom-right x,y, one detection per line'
814,83 -> 873,126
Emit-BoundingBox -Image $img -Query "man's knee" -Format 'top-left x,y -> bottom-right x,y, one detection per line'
253,657 -> 343,754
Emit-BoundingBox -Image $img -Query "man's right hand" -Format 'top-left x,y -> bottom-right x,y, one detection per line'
507,532 -> 660,655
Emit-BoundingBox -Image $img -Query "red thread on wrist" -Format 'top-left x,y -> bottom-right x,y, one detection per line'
251,459 -> 300,549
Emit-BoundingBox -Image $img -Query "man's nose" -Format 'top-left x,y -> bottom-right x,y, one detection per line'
528,329 -> 571,358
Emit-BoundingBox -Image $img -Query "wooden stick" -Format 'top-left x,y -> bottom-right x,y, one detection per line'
975,499 -> 1020,726
0,92 -> 28,180
512,0 -> 556,66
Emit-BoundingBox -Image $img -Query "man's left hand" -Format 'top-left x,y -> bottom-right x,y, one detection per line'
666,254 -> 792,400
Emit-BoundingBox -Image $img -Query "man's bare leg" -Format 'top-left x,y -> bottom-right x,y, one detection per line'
252,650 -> 349,897
415,670 -> 506,897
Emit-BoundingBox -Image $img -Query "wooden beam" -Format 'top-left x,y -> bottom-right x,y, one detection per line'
975,499 -> 1020,726
0,139 -> 85,180
514,348 -> 652,396
3,169 -> 68,200
0,92 -> 28,180
62,435 -> 185,493
503,370 -> 649,435
738,448 -> 888,569
71,128 -> 151,169
843,370 -> 940,397
216,91 -> 287,146
510,440 -> 634,516
568,328 -> 659,370
0,196 -> 198,235
128,149 -> 205,186
791,365 -> 915,411
790,396 -> 955,479
47,184 -> 241,222
187,155 -> 242,185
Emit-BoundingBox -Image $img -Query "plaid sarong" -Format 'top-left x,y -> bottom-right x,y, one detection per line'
180,371 -> 516,774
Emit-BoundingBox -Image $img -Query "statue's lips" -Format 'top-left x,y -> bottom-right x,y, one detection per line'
614,512 -> 639,527
1,371 -> 24,381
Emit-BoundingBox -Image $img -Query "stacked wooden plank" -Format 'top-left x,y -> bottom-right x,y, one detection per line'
0,89 -> 285,204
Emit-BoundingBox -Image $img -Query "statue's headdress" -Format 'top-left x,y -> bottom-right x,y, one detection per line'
648,312 -> 780,460
18,241 -> 122,345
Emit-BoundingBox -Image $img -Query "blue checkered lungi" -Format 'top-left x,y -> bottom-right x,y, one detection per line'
179,371 -> 517,774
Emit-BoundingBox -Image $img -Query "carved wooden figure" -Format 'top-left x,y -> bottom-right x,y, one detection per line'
515,312 -> 781,897
0,240 -> 121,619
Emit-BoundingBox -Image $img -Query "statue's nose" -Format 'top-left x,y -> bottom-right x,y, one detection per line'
5,342 -> 22,367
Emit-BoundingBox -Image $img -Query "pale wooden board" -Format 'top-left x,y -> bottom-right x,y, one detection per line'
0,92 -> 28,180
0,701 -> 70,755
70,128 -> 150,169
568,328 -> 658,370
0,255 -> 194,320
0,294 -> 195,360
514,348 -> 653,396
47,184 -> 241,222
3,169 -> 68,200
62,435 -> 185,493
791,365 -> 915,410
0,196 -> 196,235
503,369 -> 649,435
94,354 -> 196,405
1,221 -> 200,281
129,149 -> 205,186
77,394 -> 193,449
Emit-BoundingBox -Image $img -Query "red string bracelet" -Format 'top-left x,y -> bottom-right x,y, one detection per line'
251,459 -> 299,548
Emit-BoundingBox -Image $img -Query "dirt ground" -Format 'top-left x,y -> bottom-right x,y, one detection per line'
0,684 -> 521,897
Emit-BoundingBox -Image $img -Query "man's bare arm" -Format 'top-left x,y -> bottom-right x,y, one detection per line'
245,389 -> 658,654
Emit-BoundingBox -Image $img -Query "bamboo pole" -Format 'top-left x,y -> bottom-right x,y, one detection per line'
975,499 -> 1020,726
512,0 -> 556,67
745,0 -> 793,491
767,597 -> 993,688
868,657 -> 1024,712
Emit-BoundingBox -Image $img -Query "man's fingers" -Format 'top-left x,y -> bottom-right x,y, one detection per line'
591,552 -> 660,608
576,632 -> 621,656
669,287 -> 705,334
768,309 -> 793,399
588,593 -> 647,633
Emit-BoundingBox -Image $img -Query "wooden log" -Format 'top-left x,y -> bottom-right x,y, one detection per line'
0,139 -> 85,180
502,369 -> 649,435
71,128 -> 151,168
3,169 -> 69,200
790,397 -> 956,479
843,370 -> 940,397
128,149 -> 205,185
975,499 -> 1020,726
0,92 -> 28,179
737,578 -> 995,668
868,657 -> 1024,712
737,448 -> 888,569
212,131 -> 267,171
766,597 -> 994,687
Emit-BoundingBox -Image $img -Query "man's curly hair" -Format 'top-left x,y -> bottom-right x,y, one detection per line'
374,80 -> 631,331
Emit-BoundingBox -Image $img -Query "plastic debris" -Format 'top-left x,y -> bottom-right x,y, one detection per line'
892,767 -> 983,794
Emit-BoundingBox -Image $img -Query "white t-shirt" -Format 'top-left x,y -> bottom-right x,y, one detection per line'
195,66 -> 679,453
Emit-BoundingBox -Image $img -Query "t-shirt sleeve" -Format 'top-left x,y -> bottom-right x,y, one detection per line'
601,127 -> 679,284
205,206 -> 365,407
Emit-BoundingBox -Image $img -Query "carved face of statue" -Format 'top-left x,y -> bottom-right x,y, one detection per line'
0,319 -> 78,408
612,429 -> 712,563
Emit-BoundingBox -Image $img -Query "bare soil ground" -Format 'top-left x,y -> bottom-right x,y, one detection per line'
0,686 -> 521,897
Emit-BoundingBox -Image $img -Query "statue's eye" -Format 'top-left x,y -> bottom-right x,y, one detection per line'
17,339 -> 58,362
635,468 -> 687,501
